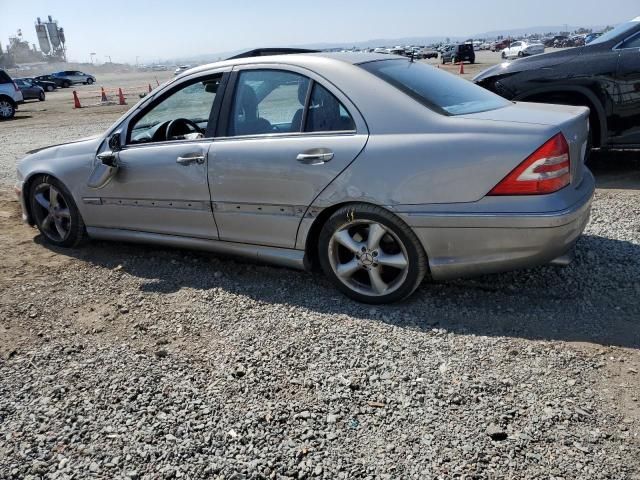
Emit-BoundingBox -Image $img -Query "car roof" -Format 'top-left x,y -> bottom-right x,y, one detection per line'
183,51 -> 398,77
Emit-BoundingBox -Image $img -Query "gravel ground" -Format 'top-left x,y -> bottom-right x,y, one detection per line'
0,71 -> 639,479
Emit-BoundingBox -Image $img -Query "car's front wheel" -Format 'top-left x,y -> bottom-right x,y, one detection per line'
29,176 -> 86,247
318,204 -> 427,304
46,85 -> 54,92
86,78 -> 94,85
63,80 -> 71,88
38,91 -> 45,101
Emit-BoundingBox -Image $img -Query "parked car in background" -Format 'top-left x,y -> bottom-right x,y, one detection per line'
417,47 -> 439,59
501,41 -> 545,59
52,71 -> 96,87
585,32 -> 603,44
491,39 -> 511,52
0,68 -> 23,120
151,65 -> 168,71
174,65 -> 192,76
22,77 -> 57,92
15,51 -> 593,303
441,44 -> 475,64
14,78 -> 45,101
34,74 -> 65,88
474,16 -> 640,152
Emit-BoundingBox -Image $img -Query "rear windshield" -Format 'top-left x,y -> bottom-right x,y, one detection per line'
360,59 -> 509,115
459,44 -> 473,52
0,70 -> 12,84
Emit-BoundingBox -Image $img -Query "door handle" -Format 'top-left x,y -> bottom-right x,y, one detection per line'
296,149 -> 334,165
176,154 -> 205,166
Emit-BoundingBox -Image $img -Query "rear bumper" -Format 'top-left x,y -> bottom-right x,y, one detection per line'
399,172 -> 595,280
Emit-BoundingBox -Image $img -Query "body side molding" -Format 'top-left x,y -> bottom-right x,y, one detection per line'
86,227 -> 306,270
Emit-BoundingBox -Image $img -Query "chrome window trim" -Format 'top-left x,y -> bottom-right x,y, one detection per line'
213,130 -> 358,143
613,31 -> 640,51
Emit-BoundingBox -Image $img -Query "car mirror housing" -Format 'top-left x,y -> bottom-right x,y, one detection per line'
108,133 -> 122,152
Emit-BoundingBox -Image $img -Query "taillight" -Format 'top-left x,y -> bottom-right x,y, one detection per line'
488,133 -> 571,195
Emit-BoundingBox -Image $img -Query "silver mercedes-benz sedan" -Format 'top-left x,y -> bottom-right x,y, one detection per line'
15,52 -> 594,303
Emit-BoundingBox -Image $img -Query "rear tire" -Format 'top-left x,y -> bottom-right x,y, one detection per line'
29,175 -> 86,248
0,98 -> 15,119
318,204 -> 427,304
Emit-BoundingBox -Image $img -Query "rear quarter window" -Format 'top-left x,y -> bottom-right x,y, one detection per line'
361,59 -> 510,116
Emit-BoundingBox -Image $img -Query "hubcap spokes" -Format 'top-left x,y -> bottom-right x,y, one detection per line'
0,101 -> 12,117
34,184 -> 71,241
329,221 -> 409,297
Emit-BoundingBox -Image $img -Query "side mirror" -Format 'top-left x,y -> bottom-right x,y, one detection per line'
108,132 -> 121,152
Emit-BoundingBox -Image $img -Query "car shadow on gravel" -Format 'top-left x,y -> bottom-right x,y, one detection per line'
36,231 -> 640,350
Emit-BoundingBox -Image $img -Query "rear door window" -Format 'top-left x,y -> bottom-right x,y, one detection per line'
0,70 -> 12,84
228,70 -> 310,136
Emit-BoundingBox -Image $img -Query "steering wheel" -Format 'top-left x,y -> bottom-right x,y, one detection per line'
166,118 -> 203,140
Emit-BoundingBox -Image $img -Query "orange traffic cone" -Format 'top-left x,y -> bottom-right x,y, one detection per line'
148,84 -> 152,93
72,90 -> 81,109
100,87 -> 108,102
459,61 -> 465,75
118,88 -> 126,105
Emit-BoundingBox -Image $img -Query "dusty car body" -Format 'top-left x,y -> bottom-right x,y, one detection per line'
15,52 -> 594,303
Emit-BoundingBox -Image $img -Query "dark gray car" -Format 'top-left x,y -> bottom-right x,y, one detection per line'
14,78 -> 45,101
52,70 -> 96,87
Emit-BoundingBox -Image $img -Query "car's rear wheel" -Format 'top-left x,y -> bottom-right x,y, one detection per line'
0,98 -> 15,119
38,91 -> 45,101
29,176 -> 86,247
318,204 -> 427,304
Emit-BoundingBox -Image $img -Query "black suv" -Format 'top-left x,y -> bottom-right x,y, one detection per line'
474,17 -> 640,151
441,44 -> 475,64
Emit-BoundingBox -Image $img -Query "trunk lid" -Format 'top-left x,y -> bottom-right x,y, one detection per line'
460,102 -> 591,189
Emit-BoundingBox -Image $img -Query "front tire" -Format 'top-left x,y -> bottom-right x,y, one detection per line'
86,78 -> 94,85
46,85 -> 54,92
38,91 -> 45,101
63,80 -> 71,88
29,176 -> 86,247
318,204 -> 427,304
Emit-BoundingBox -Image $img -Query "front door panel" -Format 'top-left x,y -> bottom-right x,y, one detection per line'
208,134 -> 367,248
614,48 -> 640,145
83,142 -> 219,239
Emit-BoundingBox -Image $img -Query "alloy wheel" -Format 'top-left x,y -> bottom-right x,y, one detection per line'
0,100 -> 14,118
32,183 -> 72,242
328,220 -> 409,297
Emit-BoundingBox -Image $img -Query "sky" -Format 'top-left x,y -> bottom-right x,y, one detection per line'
0,0 -> 638,64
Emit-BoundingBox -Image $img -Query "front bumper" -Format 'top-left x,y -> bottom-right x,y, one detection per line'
400,173 -> 595,280
14,181 -> 30,224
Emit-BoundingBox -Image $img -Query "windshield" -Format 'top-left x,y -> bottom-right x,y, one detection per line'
590,17 -> 640,45
361,59 -> 510,116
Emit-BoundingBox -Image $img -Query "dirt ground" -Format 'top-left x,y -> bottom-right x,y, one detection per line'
1,54 -> 639,478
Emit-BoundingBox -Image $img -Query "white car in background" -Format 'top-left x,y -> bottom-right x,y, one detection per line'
501,41 -> 545,59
